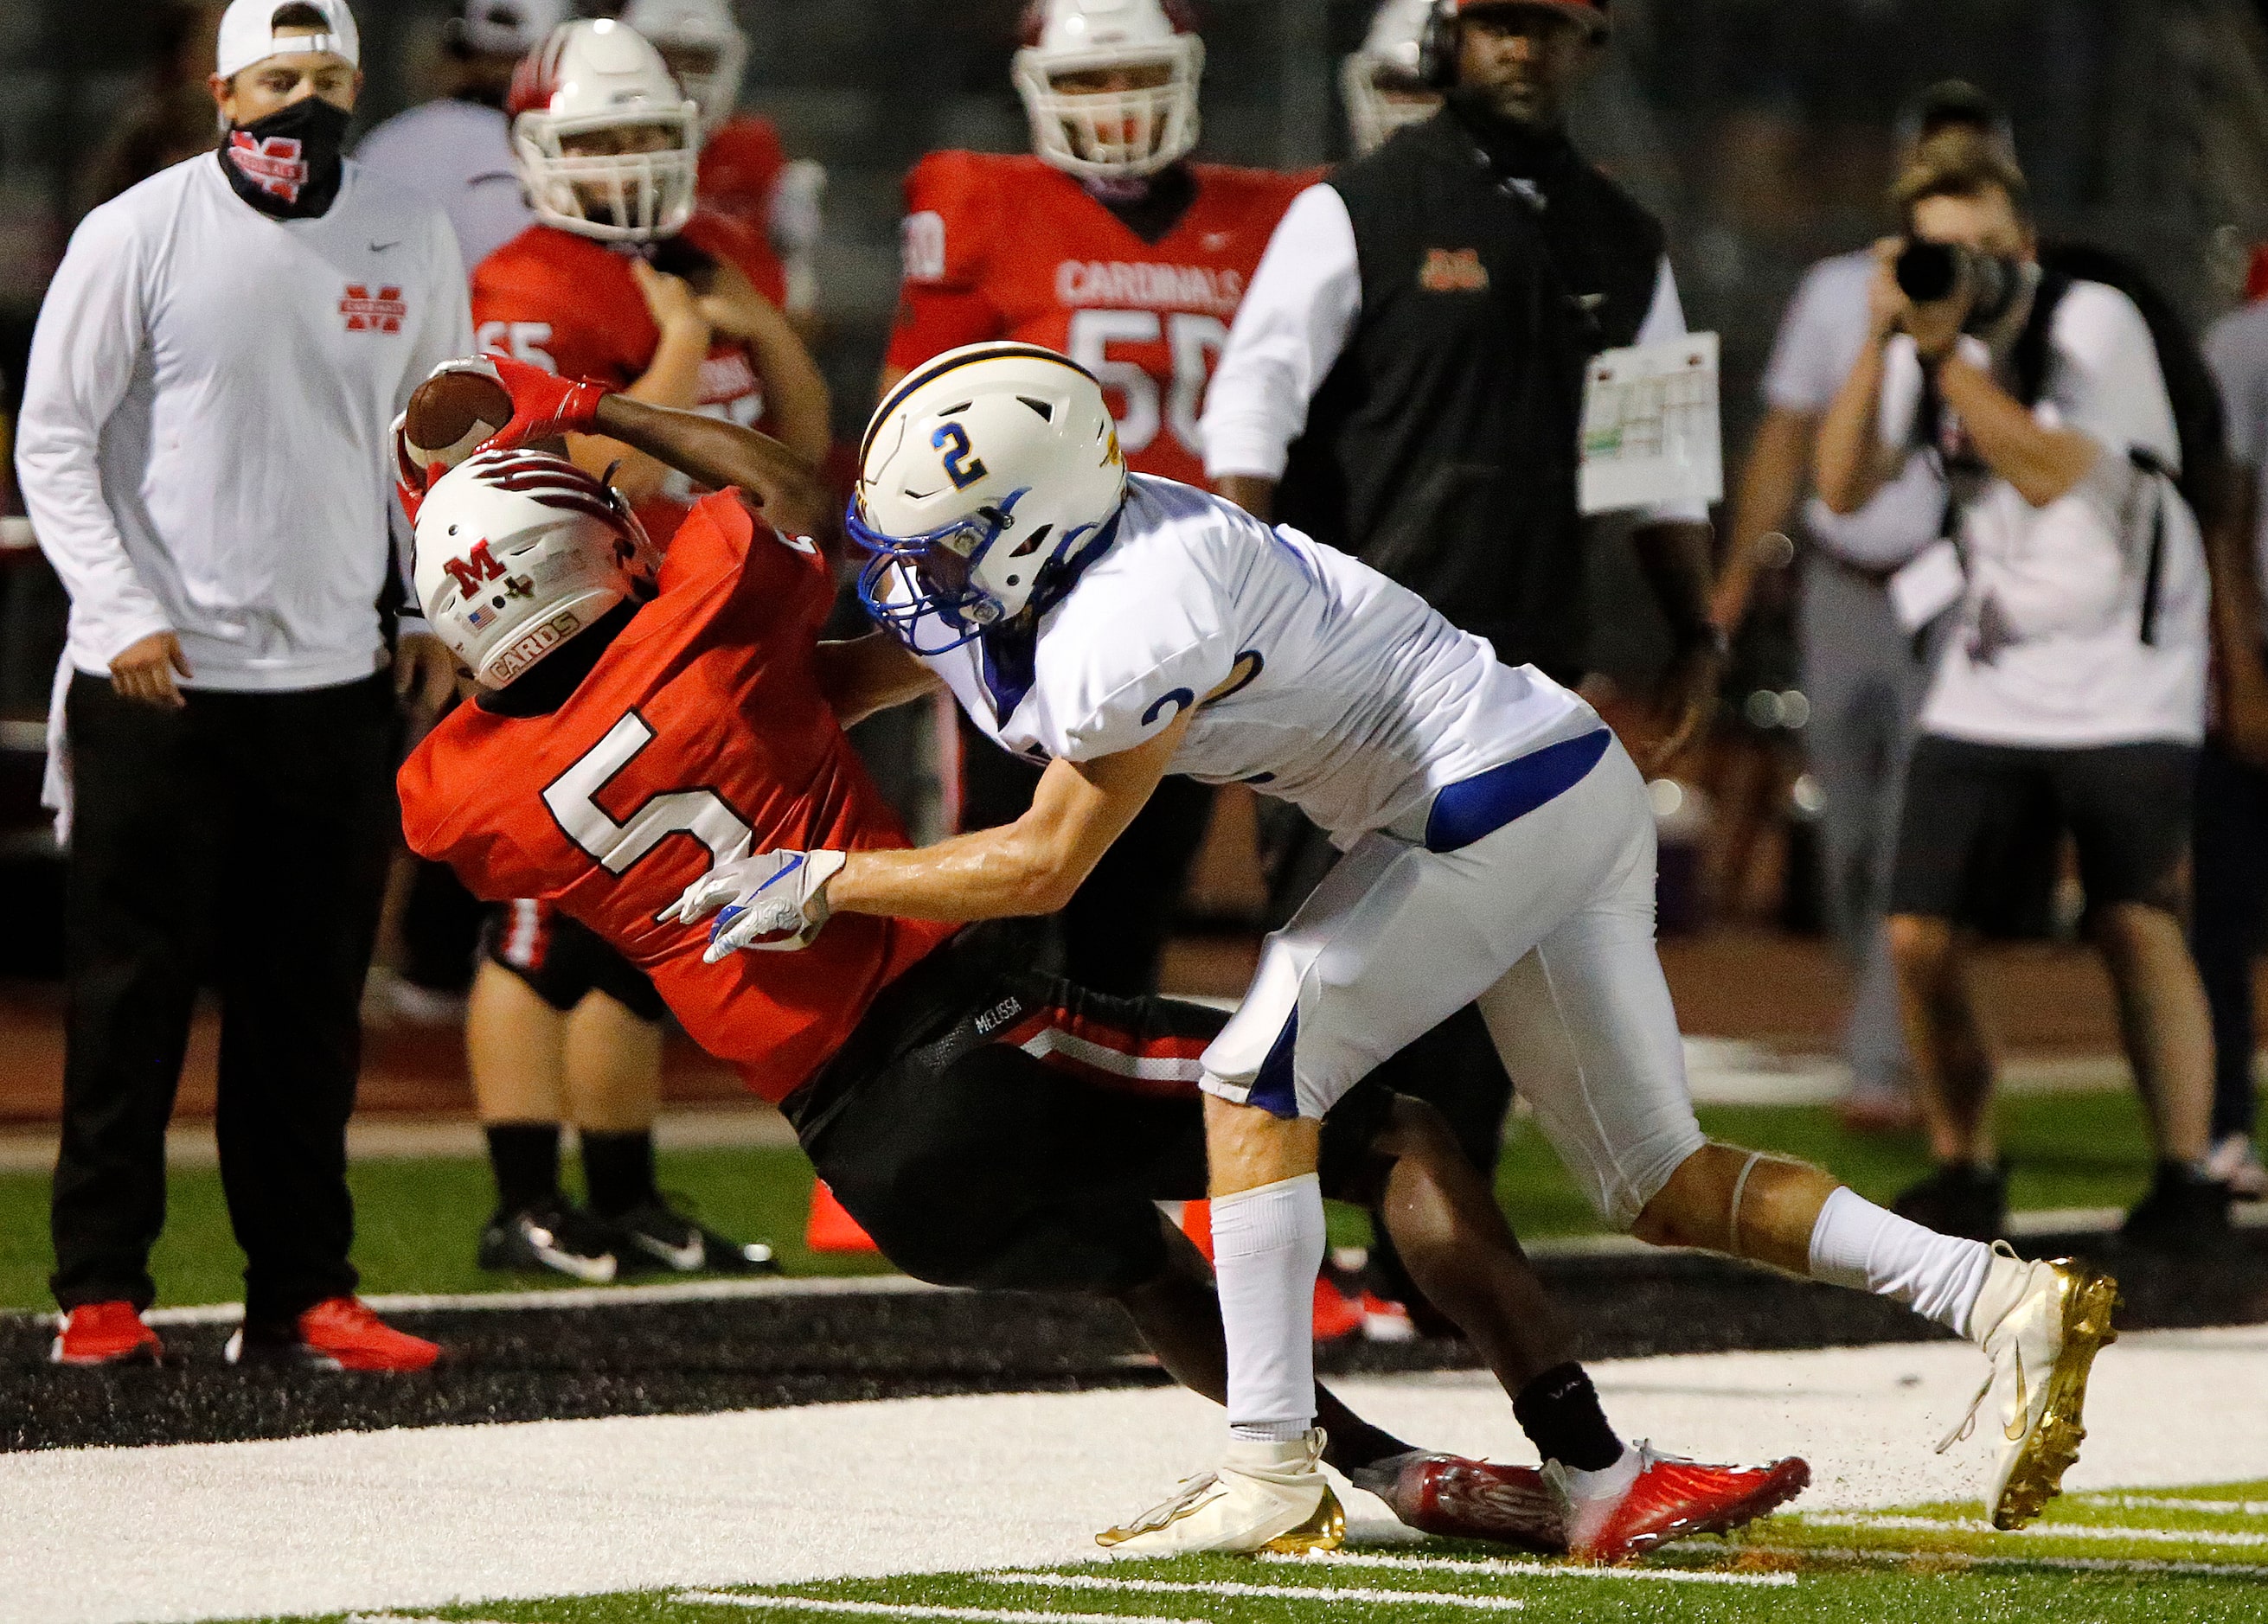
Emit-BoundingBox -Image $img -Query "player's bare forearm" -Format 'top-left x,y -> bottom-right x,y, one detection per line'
579,317 -> 714,502
829,715 -> 1191,921
1215,474 -> 1277,522
813,631 -> 943,727
1714,407 -> 1813,631
1933,354 -> 2099,508
589,394 -> 836,543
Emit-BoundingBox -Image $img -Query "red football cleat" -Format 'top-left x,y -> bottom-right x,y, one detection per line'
1311,1275 -> 1365,1343
226,1297 -> 442,1372
1554,1443 -> 1810,1563
51,1301 -> 163,1366
1374,1454 -> 1566,1554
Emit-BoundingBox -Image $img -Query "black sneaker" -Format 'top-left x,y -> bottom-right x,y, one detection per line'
477,1199 -> 625,1283
1892,1161 -> 2008,1241
2121,1161 -> 2233,1254
611,1199 -> 779,1275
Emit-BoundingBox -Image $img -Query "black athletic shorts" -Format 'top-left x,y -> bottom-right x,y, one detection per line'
784,925 -> 1397,1295
1888,735 -> 2199,924
480,899 -> 668,1023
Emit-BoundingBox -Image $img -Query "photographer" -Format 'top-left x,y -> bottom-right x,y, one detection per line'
1816,130 -> 2224,1249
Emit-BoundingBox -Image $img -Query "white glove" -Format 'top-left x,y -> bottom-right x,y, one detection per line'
665,847 -> 847,958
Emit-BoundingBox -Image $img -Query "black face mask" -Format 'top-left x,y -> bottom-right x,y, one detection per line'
219,97 -> 351,220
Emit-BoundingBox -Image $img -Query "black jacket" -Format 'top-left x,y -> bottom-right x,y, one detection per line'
1277,106 -> 1666,681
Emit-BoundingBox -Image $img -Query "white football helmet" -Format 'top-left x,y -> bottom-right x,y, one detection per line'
458,0 -> 566,59
1342,0 -> 1440,155
414,450 -> 660,689
620,0 -> 749,134
1013,0 -> 1205,180
509,19 -> 702,243
852,343 -> 1127,650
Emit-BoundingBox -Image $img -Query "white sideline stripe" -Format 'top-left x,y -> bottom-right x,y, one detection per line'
1258,1550 -> 1795,1587
1798,1512 -> 2268,1548
2083,1494 -> 2268,1516
674,1593 -> 1201,1624
1018,1026 -> 1204,1083
1746,1544 -> 2268,1581
346,1616 -> 525,1623
986,1572 -> 1522,1610
119,1274 -> 940,1327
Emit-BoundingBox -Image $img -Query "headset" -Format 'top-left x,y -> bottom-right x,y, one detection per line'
1419,0 -> 1610,91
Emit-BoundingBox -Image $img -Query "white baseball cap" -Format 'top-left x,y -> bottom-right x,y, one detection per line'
461,0 -> 567,58
216,0 -> 362,81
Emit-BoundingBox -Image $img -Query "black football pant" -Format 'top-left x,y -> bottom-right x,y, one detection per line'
959,714 -> 1214,996
51,673 -> 396,1324
2193,737 -> 2266,1142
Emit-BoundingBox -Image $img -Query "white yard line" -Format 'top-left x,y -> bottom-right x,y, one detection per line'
125,1272 -> 935,1327
985,1573 -> 1523,1610
1742,1544 -> 2268,1581
1256,1550 -> 1794,1586
2081,1494 -> 2268,1516
2,1326 -> 2263,1624
676,1594 -> 1201,1624
1797,1512 -> 2268,1548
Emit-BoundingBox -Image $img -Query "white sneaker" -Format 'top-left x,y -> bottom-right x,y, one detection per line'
1941,1243 -> 2119,1530
1096,1429 -> 1344,1556
2207,1134 -> 2267,1201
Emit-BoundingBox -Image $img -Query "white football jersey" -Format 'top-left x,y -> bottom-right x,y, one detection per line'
910,475 -> 1604,841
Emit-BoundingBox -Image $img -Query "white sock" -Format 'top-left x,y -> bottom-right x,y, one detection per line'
1214,1173 -> 1325,1443
1806,1185 -> 1993,1336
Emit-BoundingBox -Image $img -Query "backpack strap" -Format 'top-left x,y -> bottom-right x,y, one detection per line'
2130,448 -> 2170,647
2010,266 -> 2074,409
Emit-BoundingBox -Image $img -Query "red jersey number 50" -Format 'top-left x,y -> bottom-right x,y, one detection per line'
1067,310 -> 1227,461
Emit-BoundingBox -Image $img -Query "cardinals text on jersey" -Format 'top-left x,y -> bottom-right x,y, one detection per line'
889,474 -> 1607,844
889,151 -> 1311,487
399,489 -> 955,1102
470,211 -> 788,539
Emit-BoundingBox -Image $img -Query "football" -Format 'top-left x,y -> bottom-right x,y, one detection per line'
402,368 -> 515,474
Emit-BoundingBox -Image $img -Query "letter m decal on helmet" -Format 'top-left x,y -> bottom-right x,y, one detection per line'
444,540 -> 509,598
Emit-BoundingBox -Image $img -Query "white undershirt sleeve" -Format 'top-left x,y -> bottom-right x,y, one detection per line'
16,206 -> 170,668
1200,183 -> 1361,483
1631,257 -> 1711,528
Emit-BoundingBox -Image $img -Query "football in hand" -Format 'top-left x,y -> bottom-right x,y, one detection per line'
402,368 -> 515,474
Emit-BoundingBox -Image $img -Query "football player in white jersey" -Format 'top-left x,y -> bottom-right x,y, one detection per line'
663,342 -> 2117,1558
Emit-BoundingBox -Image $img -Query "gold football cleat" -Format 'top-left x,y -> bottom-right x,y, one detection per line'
1097,1431 -> 1345,1557
1944,1248 -> 2120,1531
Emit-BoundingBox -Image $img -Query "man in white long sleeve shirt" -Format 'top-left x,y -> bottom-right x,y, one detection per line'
17,0 -> 470,1370
1813,128 -> 2226,1251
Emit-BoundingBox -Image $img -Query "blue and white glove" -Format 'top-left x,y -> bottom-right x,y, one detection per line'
665,847 -> 847,959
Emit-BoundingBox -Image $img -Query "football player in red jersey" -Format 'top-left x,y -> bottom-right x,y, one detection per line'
457,17 -> 828,1278
619,0 -> 827,332
390,354 -> 1797,1561
883,0 -> 1308,1007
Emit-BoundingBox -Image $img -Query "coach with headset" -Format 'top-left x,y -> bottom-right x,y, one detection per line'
1201,0 -> 1718,1310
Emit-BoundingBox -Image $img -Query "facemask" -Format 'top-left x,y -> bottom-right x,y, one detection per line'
219,97 -> 351,220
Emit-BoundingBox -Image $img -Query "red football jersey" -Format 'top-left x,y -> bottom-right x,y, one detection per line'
888,152 -> 1314,487
698,116 -> 787,239
471,213 -> 789,540
399,492 -> 956,1103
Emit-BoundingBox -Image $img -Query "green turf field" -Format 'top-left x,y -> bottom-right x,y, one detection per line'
0,1087 -> 2164,1311
205,1479 -> 2268,1623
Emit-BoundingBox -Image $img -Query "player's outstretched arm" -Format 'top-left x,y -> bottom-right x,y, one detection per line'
812,630 -> 943,727
828,711 -> 1193,922
586,394 -> 837,544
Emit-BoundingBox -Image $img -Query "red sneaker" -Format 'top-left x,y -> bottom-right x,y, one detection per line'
51,1301 -> 163,1366
226,1297 -> 441,1372
1552,1443 -> 1810,1563
1311,1275 -> 1365,1343
1369,1453 -> 1566,1554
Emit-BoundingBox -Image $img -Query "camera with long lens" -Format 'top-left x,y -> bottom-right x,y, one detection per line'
1895,240 -> 2026,331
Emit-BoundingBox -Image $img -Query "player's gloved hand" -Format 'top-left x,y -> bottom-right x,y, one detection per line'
452,354 -> 614,454
390,410 -> 438,525
666,847 -> 848,958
